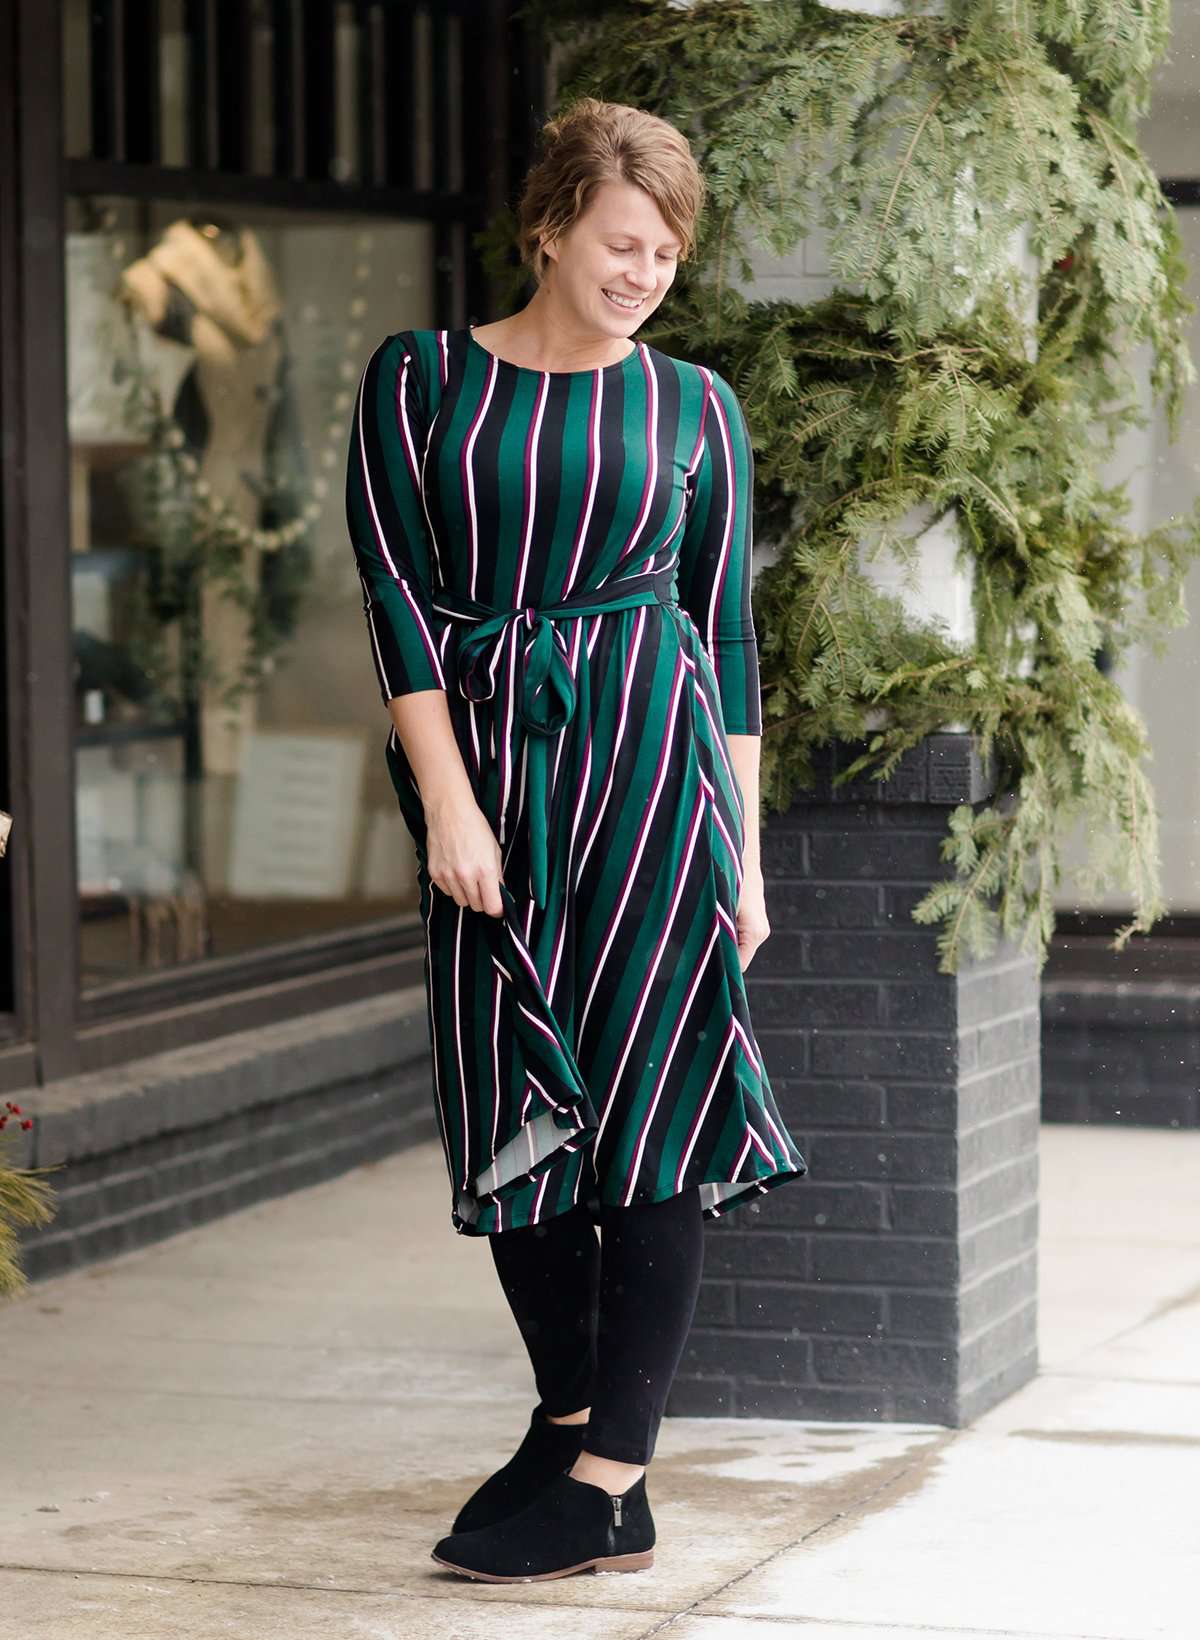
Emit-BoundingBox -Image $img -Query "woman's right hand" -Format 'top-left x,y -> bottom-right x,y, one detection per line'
422,795 -> 506,918
383,690 -> 506,917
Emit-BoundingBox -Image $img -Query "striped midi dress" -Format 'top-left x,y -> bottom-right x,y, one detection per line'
346,325 -> 808,1236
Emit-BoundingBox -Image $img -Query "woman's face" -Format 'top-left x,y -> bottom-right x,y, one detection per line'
540,179 -> 681,336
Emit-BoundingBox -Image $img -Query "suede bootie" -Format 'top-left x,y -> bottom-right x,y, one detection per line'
432,1468 -> 655,1582
450,1404 -> 589,1534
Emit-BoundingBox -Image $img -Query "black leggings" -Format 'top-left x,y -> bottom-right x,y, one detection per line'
487,1186 -> 705,1465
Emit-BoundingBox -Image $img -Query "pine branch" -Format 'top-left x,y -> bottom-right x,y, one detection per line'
527,0 -> 1200,968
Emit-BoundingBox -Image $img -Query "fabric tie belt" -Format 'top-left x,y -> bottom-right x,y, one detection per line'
431,564 -> 678,910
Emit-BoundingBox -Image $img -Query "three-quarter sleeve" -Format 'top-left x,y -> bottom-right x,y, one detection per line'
346,333 -> 448,702
677,368 -> 763,735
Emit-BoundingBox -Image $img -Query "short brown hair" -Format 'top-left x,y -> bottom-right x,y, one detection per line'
515,97 -> 706,286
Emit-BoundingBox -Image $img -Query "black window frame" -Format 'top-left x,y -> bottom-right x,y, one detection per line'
0,0 -> 544,1089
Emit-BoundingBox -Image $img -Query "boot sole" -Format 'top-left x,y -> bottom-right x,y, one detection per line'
431,1547 -> 654,1581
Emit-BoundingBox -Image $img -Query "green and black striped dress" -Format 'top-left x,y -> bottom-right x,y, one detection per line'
347,325 -> 808,1236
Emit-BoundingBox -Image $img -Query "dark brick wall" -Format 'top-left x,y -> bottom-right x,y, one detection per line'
1042,980 -> 1200,1129
8,734 -> 1051,1431
11,993 -> 439,1283
669,736 -> 1040,1427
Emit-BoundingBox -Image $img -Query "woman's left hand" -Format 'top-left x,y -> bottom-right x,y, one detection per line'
735,865 -> 770,972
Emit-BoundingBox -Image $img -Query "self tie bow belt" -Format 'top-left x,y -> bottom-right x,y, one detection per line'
431,564 -> 678,910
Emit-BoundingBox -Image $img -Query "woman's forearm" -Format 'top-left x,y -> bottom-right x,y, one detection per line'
386,689 -> 476,815
389,694 -> 765,873
726,733 -> 762,875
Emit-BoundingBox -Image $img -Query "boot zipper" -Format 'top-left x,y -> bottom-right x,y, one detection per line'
611,1494 -> 623,1527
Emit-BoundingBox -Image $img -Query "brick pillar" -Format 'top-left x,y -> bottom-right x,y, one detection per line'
670,733 -> 1040,1426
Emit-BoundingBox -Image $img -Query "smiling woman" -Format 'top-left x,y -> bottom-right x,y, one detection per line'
459,98 -> 695,377
467,179 -> 683,371
347,98 -> 802,1238
345,94 -> 809,1581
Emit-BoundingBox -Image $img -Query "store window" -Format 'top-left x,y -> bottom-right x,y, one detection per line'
65,196 -> 433,982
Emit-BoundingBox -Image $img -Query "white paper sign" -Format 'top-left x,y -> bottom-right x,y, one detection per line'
228,729 -> 366,900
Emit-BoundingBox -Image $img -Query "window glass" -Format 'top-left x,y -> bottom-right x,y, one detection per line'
65,196 -> 432,983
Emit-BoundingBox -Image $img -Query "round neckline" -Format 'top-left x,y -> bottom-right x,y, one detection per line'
465,326 -> 639,378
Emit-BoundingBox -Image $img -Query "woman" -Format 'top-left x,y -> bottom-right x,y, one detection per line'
346,97 -> 808,1584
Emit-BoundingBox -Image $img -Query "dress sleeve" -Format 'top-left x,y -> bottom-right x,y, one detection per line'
346,333 -> 449,702
676,368 -> 763,735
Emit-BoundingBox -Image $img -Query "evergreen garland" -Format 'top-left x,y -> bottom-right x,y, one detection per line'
493,0 -> 1199,970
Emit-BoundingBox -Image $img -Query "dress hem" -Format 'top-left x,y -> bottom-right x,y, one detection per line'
450,1154 -> 809,1237
469,1111 -> 598,1208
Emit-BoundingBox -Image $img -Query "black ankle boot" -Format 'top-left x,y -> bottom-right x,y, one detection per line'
450,1404 -> 589,1534
433,1468 -> 655,1582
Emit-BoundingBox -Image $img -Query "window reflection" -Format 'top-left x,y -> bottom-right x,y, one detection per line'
66,196 -> 432,982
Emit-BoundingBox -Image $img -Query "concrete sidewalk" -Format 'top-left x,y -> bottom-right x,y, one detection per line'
1,1122 -> 1196,1640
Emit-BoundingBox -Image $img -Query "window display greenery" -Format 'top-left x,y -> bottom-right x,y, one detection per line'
493,0 -> 1200,970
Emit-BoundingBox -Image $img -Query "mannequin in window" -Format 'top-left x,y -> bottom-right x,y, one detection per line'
118,218 -> 299,781
118,218 -> 307,895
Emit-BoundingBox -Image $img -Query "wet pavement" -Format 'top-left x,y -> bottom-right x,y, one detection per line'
1,1122 -> 1196,1638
